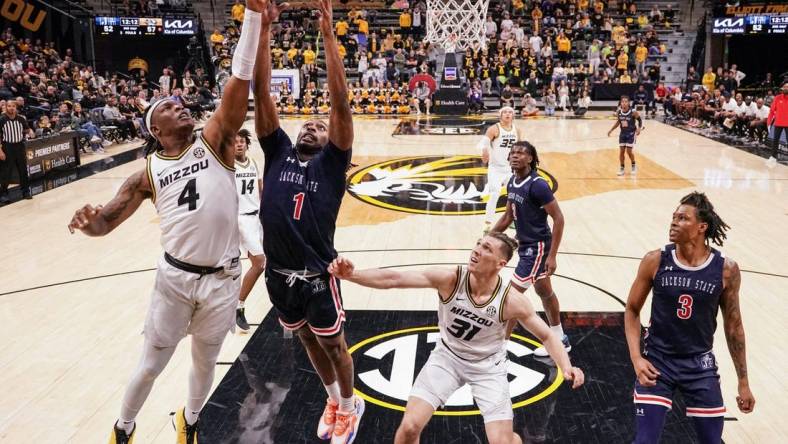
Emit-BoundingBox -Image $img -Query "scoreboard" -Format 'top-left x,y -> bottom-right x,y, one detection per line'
712,3 -> 788,35
712,14 -> 788,34
95,16 -> 197,36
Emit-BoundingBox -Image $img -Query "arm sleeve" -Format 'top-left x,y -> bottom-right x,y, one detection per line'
531,178 -> 555,207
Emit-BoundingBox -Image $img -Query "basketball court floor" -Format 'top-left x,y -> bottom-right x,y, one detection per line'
0,112 -> 785,443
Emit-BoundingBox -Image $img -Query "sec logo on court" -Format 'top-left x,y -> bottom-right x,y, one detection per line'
349,326 -> 563,415
347,155 -> 557,215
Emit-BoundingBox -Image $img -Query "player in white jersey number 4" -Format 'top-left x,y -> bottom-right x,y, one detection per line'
234,128 -> 266,331
67,1 -> 269,443
329,232 -> 584,444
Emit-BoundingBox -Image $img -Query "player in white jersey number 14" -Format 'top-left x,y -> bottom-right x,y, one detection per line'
329,232 -> 584,444
66,1 -> 269,443
234,128 -> 266,332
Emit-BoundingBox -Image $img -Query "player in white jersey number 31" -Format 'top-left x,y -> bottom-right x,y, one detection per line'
329,232 -> 584,444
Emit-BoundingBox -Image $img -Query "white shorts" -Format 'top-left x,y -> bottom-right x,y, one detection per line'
238,214 -> 264,257
143,255 -> 241,347
486,168 -> 511,194
410,341 -> 512,423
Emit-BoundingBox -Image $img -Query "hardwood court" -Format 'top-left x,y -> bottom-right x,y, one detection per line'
0,113 -> 785,443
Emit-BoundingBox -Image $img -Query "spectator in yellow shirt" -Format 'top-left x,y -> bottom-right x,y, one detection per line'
356,18 -> 369,35
617,51 -> 629,74
531,6 -> 543,34
512,0 -> 525,16
209,28 -> 224,46
637,13 -> 649,28
231,0 -> 244,27
619,71 -> 633,83
556,31 -> 571,62
336,19 -> 349,41
612,22 -> 626,44
303,44 -> 316,65
635,42 -> 648,76
286,43 -> 299,66
399,10 -> 412,36
702,67 -> 716,92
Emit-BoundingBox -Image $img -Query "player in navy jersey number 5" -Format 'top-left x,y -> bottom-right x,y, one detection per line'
625,192 -> 755,444
252,1 -> 363,443
491,141 -> 571,358
607,95 -> 642,176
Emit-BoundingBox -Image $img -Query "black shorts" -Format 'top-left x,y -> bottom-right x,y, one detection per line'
265,269 -> 346,337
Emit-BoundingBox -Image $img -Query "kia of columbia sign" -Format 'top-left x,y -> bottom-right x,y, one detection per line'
712,17 -> 745,34
163,18 -> 195,35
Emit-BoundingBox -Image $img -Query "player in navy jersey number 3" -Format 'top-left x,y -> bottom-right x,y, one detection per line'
252,1 -> 363,443
625,192 -> 755,444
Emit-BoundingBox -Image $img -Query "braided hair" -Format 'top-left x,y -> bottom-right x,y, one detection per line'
680,191 -> 730,246
143,135 -> 163,157
511,140 -> 540,170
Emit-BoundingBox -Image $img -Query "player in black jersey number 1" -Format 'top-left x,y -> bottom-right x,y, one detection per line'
253,1 -> 362,443
625,192 -> 755,444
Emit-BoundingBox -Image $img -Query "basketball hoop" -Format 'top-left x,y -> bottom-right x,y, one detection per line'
425,0 -> 490,51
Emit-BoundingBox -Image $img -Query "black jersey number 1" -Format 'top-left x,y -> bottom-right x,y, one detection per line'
293,192 -> 305,220
178,178 -> 200,211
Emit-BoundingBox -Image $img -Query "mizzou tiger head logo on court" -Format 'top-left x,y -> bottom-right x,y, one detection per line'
349,326 -> 563,414
346,155 -> 557,215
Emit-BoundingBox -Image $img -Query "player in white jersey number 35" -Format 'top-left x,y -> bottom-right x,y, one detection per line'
329,232 -> 584,444
66,1 -> 269,443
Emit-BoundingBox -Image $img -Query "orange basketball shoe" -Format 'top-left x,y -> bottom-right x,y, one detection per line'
331,396 -> 365,444
317,398 -> 339,440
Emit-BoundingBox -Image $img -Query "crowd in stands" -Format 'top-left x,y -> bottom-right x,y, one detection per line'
114,0 -> 192,17
275,80 -> 418,115
459,0 -> 675,115
210,0 -> 435,115
660,64 -> 782,147
0,28 -> 217,153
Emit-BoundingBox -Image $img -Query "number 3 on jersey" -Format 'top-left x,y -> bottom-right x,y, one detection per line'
178,178 -> 200,211
677,294 -> 693,319
292,192 -> 305,220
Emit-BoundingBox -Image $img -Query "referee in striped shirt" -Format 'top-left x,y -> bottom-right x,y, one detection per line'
0,100 -> 34,203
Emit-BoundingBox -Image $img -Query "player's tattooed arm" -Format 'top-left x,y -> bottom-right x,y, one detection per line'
720,258 -> 755,413
68,169 -> 152,236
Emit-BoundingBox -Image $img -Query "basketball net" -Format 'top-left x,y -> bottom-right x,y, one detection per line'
425,0 -> 490,51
